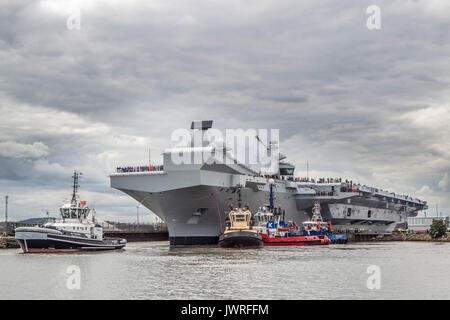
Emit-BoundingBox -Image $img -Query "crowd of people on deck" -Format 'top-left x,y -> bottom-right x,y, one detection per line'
255,173 -> 351,185
253,173 -> 418,201
114,165 -> 419,202
116,165 -> 164,173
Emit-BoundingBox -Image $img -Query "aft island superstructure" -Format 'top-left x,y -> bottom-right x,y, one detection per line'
109,121 -> 427,245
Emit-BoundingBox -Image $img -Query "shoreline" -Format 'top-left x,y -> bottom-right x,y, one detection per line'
347,232 -> 450,243
0,237 -> 20,249
2,233 -> 449,249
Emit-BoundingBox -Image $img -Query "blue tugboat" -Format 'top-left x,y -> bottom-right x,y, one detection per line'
303,202 -> 347,244
253,181 -> 331,246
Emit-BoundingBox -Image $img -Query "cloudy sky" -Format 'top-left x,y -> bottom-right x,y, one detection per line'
1,0 -> 449,222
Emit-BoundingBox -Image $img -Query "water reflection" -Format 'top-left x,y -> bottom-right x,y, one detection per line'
0,242 -> 449,299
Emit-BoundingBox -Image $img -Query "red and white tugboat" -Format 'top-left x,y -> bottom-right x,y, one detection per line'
302,202 -> 347,244
15,171 -> 127,253
253,181 -> 330,246
254,207 -> 329,246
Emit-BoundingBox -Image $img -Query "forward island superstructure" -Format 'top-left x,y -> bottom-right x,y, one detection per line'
110,121 -> 427,245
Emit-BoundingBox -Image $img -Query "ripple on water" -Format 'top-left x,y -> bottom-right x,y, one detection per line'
0,241 -> 449,299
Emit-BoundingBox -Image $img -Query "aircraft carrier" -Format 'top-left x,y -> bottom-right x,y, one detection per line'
109,121 -> 428,245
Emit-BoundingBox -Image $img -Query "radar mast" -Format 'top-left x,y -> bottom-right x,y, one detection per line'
71,170 -> 80,205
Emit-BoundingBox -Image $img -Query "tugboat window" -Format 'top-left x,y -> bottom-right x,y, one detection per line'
60,208 -> 71,218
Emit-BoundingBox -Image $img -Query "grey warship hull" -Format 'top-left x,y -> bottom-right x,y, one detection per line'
111,170 -> 427,246
110,121 -> 427,245
111,173 -> 304,245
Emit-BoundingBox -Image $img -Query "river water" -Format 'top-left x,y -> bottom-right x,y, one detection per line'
1,241 -> 449,299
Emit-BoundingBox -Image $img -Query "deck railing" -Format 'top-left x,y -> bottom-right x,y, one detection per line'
115,165 -> 164,173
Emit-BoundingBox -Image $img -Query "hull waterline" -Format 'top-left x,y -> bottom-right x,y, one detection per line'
15,228 -> 126,253
218,230 -> 263,248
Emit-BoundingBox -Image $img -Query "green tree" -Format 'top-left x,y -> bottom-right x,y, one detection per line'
429,219 -> 447,238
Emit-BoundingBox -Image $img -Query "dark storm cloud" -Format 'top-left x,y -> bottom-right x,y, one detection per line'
0,0 -> 449,219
